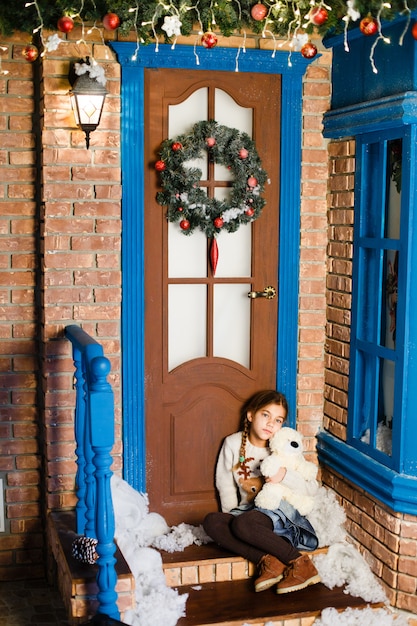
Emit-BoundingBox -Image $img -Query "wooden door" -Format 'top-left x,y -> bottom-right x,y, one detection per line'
144,68 -> 281,524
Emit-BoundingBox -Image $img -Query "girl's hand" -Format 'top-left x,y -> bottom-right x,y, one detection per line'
265,467 -> 287,483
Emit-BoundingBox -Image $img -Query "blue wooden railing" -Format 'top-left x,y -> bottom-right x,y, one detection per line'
65,324 -> 120,621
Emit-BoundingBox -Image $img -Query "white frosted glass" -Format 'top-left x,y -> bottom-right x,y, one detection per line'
169,88 -> 208,176
213,283 -> 251,367
168,284 -> 207,371
214,90 -> 252,133
214,226 -> 252,278
169,88 -> 208,135
214,91 -> 252,179
168,222 -> 207,278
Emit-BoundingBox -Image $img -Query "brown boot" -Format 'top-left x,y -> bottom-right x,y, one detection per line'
254,554 -> 286,592
276,554 -> 320,594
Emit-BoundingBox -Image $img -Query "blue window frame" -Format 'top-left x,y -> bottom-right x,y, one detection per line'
319,94 -> 417,514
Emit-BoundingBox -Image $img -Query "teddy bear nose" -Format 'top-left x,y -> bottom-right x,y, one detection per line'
290,441 -> 299,448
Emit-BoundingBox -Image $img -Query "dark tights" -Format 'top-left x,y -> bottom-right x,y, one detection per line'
203,509 -> 300,566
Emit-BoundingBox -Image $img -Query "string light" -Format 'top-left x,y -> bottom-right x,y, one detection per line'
370,2 -> 391,74
129,4 -> 141,61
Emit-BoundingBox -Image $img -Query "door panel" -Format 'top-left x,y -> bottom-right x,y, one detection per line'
144,68 -> 281,524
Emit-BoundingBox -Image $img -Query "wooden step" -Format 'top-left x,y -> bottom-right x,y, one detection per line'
162,543 -> 328,588
47,511 -> 135,625
161,544 -> 384,626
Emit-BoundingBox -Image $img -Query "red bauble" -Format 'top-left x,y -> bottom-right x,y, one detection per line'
57,16 -> 74,33
301,42 -> 318,59
102,12 -> 120,30
201,32 -> 218,49
251,3 -> 268,20
206,137 -> 216,147
180,219 -> 191,230
155,160 -> 166,172
360,16 -> 378,35
22,44 -> 38,62
172,142 -> 183,151
310,6 -> 328,26
247,176 -> 258,188
246,207 -> 255,217
214,217 -> 224,229
239,148 -> 249,159
412,22 -> 417,39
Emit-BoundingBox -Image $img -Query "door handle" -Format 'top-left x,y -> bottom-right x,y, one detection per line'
248,286 -> 277,299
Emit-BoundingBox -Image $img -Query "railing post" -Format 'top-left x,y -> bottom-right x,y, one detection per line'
89,355 -> 119,620
72,344 -> 87,534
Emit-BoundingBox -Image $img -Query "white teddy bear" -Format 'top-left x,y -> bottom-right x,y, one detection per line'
254,426 -> 318,516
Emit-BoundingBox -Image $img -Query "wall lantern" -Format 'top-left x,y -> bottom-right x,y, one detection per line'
70,60 -> 107,149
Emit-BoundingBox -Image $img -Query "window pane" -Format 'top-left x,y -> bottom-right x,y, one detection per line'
357,248 -> 380,343
385,139 -> 401,240
361,142 -> 381,239
381,249 -> 398,348
377,358 -> 394,456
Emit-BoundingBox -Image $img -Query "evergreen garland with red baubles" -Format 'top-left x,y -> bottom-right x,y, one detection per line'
155,120 -> 268,240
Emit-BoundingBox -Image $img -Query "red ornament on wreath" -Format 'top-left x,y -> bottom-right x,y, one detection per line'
155,160 -> 166,172
22,44 -> 38,62
247,176 -> 258,188
251,3 -> 268,20
214,217 -> 224,229
172,142 -> 183,151
360,15 -> 378,36
301,42 -> 318,59
201,32 -> 218,49
246,207 -> 255,217
57,16 -> 74,33
180,219 -> 190,231
239,148 -> 249,159
206,137 -> 216,148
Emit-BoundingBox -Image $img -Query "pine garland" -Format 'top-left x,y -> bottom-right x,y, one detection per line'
156,120 -> 268,239
2,0 -> 417,43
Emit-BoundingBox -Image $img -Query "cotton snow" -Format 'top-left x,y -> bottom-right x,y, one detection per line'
313,606 -> 409,626
314,542 -> 387,603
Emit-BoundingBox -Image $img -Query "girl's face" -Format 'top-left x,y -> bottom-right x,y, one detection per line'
247,402 -> 287,447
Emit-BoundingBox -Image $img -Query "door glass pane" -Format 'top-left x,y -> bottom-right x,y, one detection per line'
214,89 -> 252,180
213,283 -> 251,367
169,88 -> 208,174
168,223 -> 207,278
215,227 -> 252,278
168,284 -> 207,371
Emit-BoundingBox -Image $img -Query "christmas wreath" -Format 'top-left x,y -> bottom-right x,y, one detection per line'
155,120 -> 268,240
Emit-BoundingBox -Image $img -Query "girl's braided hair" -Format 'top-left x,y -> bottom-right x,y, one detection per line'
237,389 -> 288,468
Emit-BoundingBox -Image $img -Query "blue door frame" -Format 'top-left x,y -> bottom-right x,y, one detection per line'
111,42 -> 313,491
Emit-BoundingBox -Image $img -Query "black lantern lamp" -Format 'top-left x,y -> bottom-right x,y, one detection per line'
70,60 -> 107,149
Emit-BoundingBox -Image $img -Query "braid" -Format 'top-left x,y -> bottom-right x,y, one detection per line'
233,416 -> 250,471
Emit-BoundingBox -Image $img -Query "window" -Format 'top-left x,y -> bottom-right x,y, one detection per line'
319,118 -> 417,515
349,134 -> 403,467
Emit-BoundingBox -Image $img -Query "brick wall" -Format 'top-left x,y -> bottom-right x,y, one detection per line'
0,25 -> 330,582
